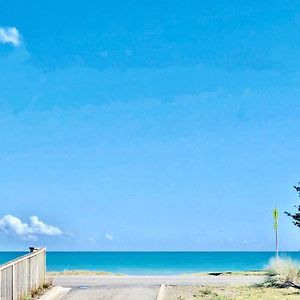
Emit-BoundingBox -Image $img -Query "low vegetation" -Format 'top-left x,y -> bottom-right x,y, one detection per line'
48,270 -> 122,276
164,285 -> 300,300
263,257 -> 300,288
166,258 -> 300,299
22,280 -> 52,300
190,271 -> 267,276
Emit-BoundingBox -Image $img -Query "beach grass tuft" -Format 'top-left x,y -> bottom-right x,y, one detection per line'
264,257 -> 300,288
164,285 -> 300,299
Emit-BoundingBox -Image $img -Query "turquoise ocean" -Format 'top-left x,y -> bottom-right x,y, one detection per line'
1,252 -> 300,275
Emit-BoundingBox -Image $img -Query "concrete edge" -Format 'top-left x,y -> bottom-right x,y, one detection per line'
156,284 -> 166,300
39,286 -> 71,300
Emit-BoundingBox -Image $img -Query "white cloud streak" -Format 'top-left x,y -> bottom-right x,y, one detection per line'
0,27 -> 21,46
105,233 -> 114,241
0,215 -> 62,241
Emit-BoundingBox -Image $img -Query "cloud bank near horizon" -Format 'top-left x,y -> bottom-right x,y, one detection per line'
0,215 -> 62,241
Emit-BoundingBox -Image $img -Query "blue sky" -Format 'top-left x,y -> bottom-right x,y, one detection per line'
0,0 -> 300,251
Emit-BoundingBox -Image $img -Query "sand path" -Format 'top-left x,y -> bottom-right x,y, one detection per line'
53,275 -> 265,300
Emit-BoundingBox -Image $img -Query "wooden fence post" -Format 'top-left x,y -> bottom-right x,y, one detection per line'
0,248 -> 46,300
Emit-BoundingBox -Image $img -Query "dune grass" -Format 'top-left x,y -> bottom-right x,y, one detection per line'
164,285 -> 300,300
47,270 -> 123,276
188,270 -> 267,276
263,257 -> 300,288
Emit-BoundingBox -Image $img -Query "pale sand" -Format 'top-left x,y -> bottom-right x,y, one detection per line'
52,274 -> 266,287
61,286 -> 159,300
164,285 -> 300,300
52,274 -> 266,299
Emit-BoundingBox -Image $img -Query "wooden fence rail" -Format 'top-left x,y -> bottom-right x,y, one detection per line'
0,248 -> 46,300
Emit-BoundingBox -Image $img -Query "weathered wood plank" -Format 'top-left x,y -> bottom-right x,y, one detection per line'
0,248 -> 46,300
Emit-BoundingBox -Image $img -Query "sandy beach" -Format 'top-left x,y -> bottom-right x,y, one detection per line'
52,273 -> 266,287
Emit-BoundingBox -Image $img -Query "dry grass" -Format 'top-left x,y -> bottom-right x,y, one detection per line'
264,257 -> 300,288
164,285 -> 300,300
48,270 -> 123,276
188,271 -> 267,277
22,279 -> 53,300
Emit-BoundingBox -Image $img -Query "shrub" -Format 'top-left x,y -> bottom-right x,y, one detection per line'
264,257 -> 300,288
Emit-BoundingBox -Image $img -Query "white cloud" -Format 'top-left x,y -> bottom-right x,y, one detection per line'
29,216 -> 62,236
0,215 -> 62,241
0,27 -> 21,46
0,215 -> 30,236
104,233 -> 114,241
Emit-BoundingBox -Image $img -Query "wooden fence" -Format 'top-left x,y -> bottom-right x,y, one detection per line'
0,248 -> 46,300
